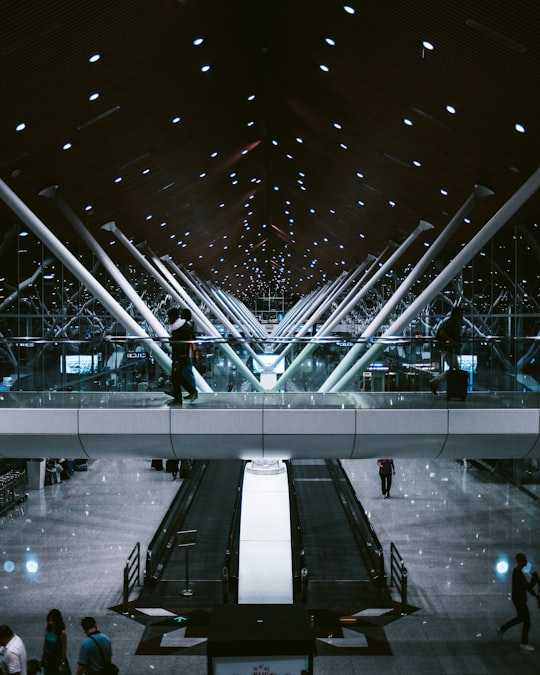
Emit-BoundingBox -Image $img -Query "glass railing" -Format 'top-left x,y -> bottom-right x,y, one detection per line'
0,335 -> 538,406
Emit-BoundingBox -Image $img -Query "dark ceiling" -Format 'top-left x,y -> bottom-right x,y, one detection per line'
1,0 -> 539,300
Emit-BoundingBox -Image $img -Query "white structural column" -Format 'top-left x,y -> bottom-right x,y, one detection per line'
40,185 -> 173,348
159,253 -> 268,371
148,247 -> 268,376
237,461 -> 293,604
322,184 -> 493,391
214,286 -> 268,339
103,222 -> 263,392
329,167 -> 540,391
0,178 -> 173,374
270,221 -> 431,392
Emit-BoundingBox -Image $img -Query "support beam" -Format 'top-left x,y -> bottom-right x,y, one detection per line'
329,167 -> 540,391
321,184 -> 493,391
270,221 -> 432,392
103,222 -> 264,392
0,178 -> 172,374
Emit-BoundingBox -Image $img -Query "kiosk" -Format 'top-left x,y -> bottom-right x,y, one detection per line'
208,604 -> 314,675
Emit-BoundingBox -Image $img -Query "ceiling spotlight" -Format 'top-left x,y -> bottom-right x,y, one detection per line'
422,40 -> 435,51
514,123 -> 526,133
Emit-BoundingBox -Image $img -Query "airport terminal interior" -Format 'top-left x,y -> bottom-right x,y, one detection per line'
1,2 -> 540,673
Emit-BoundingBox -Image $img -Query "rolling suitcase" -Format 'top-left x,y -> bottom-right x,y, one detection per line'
446,369 -> 468,401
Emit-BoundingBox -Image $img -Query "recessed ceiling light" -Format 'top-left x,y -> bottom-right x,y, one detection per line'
356,171 -> 364,179
295,137 -> 304,144
343,5 -> 355,14
446,104 -> 456,114
114,176 -> 122,183
172,116 -> 181,124
142,168 -> 150,174
403,118 -> 413,126
319,64 -> 330,72
440,188 -> 448,196
413,160 -> 422,167
62,142 -> 72,150
84,205 -> 93,212
89,54 -> 101,63
201,64 -> 211,72
88,92 -> 100,101
193,37 -> 204,46
15,122 -> 26,132
514,122 -> 526,133
247,94 -> 256,101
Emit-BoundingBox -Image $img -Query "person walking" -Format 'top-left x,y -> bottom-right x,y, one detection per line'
41,608 -> 71,674
0,624 -> 27,675
496,552 -> 539,651
166,307 -> 198,405
76,617 -> 112,675
376,458 -> 395,498
429,306 -> 464,395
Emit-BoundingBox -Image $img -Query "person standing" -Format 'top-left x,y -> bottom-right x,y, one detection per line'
167,307 -> 198,405
76,617 -> 112,675
496,552 -> 538,651
429,306 -> 464,395
0,624 -> 27,675
376,458 -> 395,498
41,608 -> 71,674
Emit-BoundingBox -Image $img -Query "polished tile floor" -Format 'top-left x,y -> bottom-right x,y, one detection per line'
1,456 -> 539,674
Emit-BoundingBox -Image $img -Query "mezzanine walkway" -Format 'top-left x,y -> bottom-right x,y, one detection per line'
0,390 -> 539,460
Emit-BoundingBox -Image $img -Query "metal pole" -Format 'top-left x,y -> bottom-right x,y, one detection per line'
0,178 -> 172,373
322,184 -> 493,391
330,167 -> 540,391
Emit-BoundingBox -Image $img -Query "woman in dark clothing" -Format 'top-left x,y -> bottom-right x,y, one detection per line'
41,608 -> 71,674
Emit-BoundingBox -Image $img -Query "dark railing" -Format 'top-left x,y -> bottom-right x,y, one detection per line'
286,460 -> 308,603
328,459 -> 386,583
123,541 -> 140,614
221,462 -> 246,604
145,460 -> 206,585
390,541 -> 408,614
0,470 -> 27,516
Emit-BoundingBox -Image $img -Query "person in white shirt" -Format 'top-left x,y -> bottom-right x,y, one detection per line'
0,625 -> 27,675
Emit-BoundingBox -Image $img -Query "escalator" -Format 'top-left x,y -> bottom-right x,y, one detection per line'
290,459 -> 393,610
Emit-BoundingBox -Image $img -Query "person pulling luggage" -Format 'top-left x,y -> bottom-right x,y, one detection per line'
429,306 -> 464,396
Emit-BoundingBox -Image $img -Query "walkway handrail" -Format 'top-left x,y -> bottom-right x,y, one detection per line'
286,461 -> 308,602
122,541 -> 140,614
145,460 -> 206,585
222,461 -> 246,604
390,541 -> 408,614
329,460 -> 386,583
